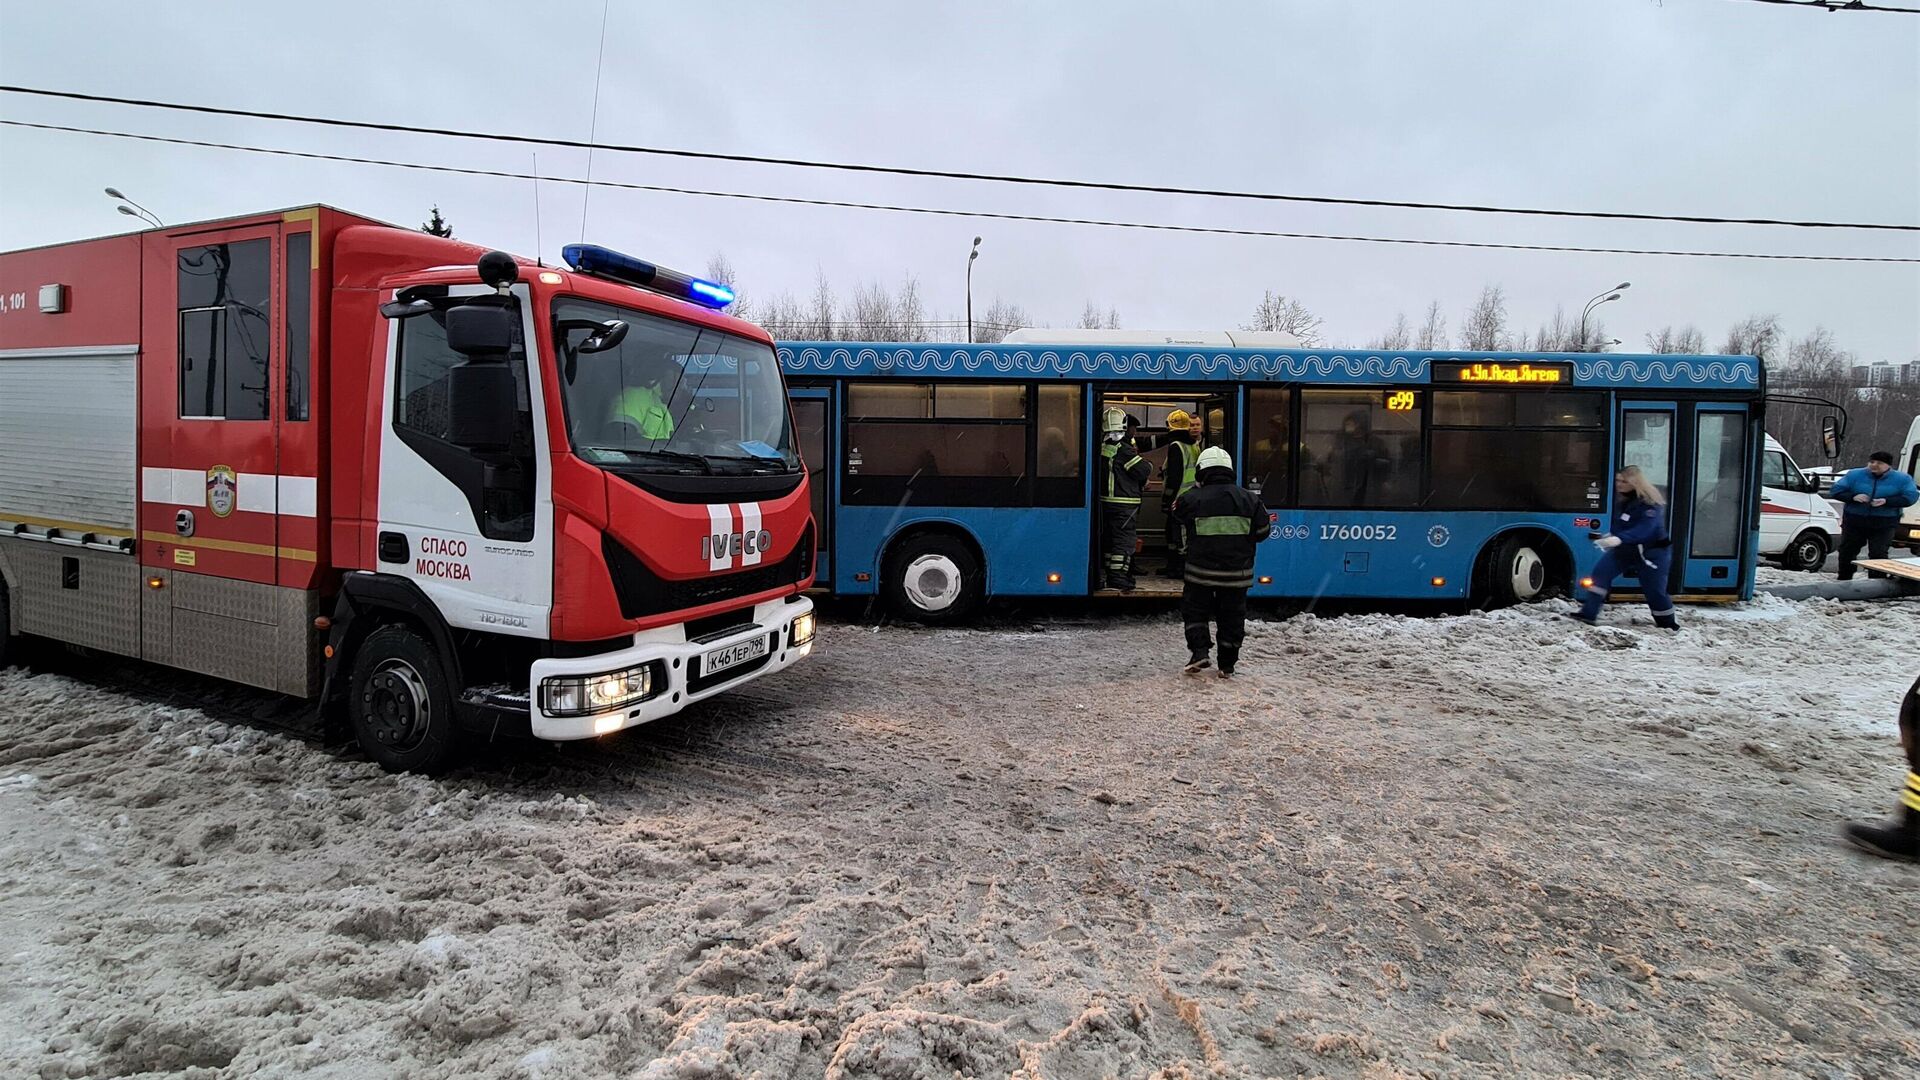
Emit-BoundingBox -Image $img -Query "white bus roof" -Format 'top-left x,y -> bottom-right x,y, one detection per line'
998,328 -> 1305,349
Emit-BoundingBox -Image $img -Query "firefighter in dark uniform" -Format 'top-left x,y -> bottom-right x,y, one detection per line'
1152,409 -> 1203,578
1845,673 -> 1920,862
1098,407 -> 1153,592
1172,446 -> 1270,677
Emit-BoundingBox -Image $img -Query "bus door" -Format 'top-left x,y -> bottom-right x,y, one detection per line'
1093,387 -> 1238,586
789,387 -> 833,586
1617,401 -> 1753,596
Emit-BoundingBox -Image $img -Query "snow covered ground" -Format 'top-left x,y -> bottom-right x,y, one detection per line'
3,590 -> 1918,1079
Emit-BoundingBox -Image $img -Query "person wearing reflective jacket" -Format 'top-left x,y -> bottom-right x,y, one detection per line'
1845,674 -> 1920,862
1098,408 -> 1153,592
1571,466 -> 1677,630
1150,410 -> 1203,578
1172,446 -> 1271,677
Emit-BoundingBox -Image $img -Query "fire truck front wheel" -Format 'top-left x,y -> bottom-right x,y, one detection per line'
350,624 -> 458,774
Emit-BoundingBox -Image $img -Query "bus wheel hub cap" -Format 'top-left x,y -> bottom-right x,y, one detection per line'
904,554 -> 962,611
1512,549 -> 1544,597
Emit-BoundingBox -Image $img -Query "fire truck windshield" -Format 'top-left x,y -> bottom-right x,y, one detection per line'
552,298 -> 798,476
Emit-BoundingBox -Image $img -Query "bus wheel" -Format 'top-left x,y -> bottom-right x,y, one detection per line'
349,624 -> 458,774
1780,531 -> 1829,573
884,535 -> 983,624
1484,535 -> 1550,608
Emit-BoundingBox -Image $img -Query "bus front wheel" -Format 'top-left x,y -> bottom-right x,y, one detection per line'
883,535 -> 983,624
1482,535 -> 1551,608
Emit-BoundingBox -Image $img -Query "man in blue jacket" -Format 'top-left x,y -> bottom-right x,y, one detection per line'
1827,450 -> 1919,580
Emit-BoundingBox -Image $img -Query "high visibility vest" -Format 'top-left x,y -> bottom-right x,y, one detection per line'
1169,441 -> 1200,499
613,384 -> 675,440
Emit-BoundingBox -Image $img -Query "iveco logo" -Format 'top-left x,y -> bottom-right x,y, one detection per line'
703,530 -> 772,562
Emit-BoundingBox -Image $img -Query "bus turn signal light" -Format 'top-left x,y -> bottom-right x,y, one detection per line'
1258,576 -> 1273,585
1431,577 -> 1446,588
1047,572 -> 1061,584
1580,577 -> 1595,589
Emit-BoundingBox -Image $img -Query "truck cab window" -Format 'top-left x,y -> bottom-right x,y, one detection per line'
177,239 -> 271,420
393,302 -> 536,541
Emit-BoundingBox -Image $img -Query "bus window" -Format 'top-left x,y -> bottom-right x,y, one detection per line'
1691,412 -> 1747,559
845,381 -> 1030,507
1427,391 -> 1606,511
1620,411 -> 1674,500
1035,384 -> 1082,506
1299,389 -> 1422,507
1246,388 -> 1293,505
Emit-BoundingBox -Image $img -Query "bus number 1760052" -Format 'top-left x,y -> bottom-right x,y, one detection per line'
1320,524 -> 1399,541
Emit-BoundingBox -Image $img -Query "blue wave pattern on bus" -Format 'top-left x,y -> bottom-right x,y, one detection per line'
777,343 -> 1758,390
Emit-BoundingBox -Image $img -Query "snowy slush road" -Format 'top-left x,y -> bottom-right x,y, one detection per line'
3,589 -> 1918,1078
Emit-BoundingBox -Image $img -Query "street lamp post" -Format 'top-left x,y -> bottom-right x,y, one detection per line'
105,187 -> 163,227
1578,281 -> 1630,352
965,236 -> 981,344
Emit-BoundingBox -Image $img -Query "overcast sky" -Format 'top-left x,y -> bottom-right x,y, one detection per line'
2,0 -> 1915,360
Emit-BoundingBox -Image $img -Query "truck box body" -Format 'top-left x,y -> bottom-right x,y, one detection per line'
1,207 -> 815,760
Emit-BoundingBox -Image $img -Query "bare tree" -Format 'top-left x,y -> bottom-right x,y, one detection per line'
1415,301 -> 1448,351
1645,325 -> 1706,354
1078,301 -> 1105,330
975,298 -> 1030,344
805,270 -> 837,341
1105,306 -> 1122,330
895,276 -> 927,343
1722,314 -> 1783,364
1243,289 -> 1324,346
847,280 -> 899,341
758,291 -> 806,338
1459,285 -> 1509,351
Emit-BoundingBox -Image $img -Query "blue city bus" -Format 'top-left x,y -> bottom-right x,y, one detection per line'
779,338 -> 1763,622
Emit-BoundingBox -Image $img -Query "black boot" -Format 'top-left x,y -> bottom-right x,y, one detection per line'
1183,651 -> 1211,674
1218,647 -> 1238,678
1654,613 -> 1679,631
1844,804 -> 1919,862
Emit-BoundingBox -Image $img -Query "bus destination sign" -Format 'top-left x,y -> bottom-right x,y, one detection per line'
1434,361 -> 1574,387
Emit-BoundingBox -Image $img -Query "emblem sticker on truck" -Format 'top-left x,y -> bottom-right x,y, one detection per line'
205,465 -> 236,518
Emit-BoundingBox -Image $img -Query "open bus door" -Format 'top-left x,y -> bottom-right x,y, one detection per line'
1090,387 -> 1237,594
1617,400 -> 1757,599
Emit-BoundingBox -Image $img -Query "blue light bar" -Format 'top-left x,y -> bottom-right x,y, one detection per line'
559,243 -> 734,309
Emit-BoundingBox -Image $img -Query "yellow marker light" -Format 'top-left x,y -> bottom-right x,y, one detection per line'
1258,576 -> 1273,585
538,271 -> 565,285
1580,576 -> 1595,589
1047,572 -> 1062,584
145,576 -> 164,589
1431,577 -> 1447,587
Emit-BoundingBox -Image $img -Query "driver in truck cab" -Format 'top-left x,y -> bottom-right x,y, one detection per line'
609,357 -> 678,442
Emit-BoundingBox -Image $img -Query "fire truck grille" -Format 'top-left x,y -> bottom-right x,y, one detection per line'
603,523 -> 813,621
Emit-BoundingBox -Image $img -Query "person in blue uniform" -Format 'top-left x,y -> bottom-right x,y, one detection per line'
1570,466 -> 1677,630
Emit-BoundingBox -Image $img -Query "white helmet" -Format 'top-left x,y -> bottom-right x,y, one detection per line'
1197,446 -> 1233,472
1102,406 -> 1132,434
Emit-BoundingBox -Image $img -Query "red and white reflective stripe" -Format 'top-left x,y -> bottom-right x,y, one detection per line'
739,502 -> 763,567
141,467 -> 318,517
1759,501 -> 1808,516
705,503 -> 733,571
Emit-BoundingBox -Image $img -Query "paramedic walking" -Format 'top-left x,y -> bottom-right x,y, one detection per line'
1572,466 -> 1677,630
1828,451 -> 1918,580
1172,447 -> 1270,677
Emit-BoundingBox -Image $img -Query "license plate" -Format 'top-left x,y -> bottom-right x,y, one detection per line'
703,636 -> 768,675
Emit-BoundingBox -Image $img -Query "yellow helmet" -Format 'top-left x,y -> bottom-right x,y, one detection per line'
1166,409 -> 1194,432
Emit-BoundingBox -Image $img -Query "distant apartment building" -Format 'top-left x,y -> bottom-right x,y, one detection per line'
1850,360 -> 1914,387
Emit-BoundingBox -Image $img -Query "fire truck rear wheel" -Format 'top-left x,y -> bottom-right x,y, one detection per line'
349,624 -> 458,774
884,534 -> 982,624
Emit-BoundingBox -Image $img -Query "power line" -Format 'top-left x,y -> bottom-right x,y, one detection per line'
1722,0 -> 1920,14
0,83 -> 1913,234
6,120 -> 1915,265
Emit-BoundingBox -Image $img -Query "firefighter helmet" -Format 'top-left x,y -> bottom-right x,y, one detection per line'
1197,446 -> 1233,472
1102,406 -> 1132,434
1166,408 -> 1193,432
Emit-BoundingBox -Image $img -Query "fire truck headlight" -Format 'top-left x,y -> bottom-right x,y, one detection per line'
789,612 -> 816,648
541,664 -> 656,719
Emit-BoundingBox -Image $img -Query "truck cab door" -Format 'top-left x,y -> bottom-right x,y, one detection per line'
376,284 -> 553,638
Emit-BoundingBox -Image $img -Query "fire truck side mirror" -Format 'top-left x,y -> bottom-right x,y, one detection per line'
446,303 -> 515,358
446,363 -> 517,452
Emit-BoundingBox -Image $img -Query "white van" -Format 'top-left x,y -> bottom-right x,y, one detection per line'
1900,415 -> 1920,555
1760,433 -> 1844,570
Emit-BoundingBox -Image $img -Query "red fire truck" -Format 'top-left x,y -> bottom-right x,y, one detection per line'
0,206 -> 817,771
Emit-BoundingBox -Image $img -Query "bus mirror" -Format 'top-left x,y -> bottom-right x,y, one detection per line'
447,302 -> 514,357
446,363 -> 516,451
577,319 -> 629,354
1820,416 -> 1841,460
